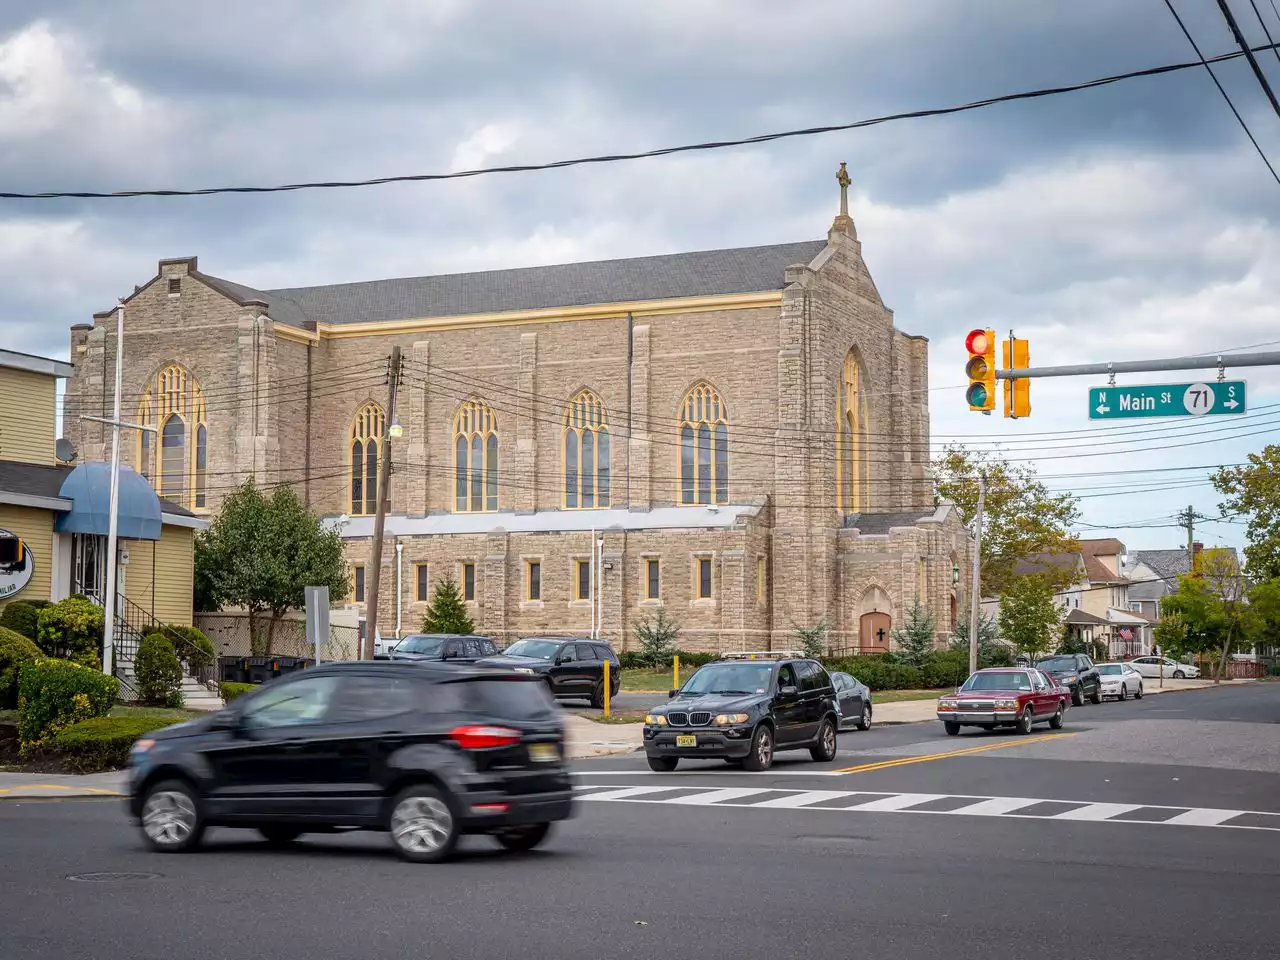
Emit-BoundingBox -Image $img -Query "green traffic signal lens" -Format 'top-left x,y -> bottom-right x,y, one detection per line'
966,384 -> 988,407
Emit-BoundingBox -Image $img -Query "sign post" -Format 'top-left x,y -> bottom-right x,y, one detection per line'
304,586 -> 330,664
1088,380 -> 1246,420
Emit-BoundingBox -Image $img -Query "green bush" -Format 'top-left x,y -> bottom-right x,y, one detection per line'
36,595 -> 104,668
673,650 -> 719,668
820,654 -> 922,691
618,650 -> 647,670
0,601 -> 42,640
919,649 -> 971,689
49,716 -> 174,774
219,681 -> 256,703
0,626 -> 41,709
164,624 -> 215,671
16,658 -> 118,750
135,633 -> 183,707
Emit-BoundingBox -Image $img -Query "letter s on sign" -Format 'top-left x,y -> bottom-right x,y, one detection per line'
1162,392 -> 1171,403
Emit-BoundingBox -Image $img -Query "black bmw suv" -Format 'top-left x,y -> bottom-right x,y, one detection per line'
642,653 -> 840,771
1035,654 -> 1102,706
126,661 -> 573,862
479,637 -> 621,708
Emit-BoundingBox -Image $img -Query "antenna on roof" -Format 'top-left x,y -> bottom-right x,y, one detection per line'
55,438 -> 78,463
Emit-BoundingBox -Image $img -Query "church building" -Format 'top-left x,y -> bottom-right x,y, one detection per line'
63,168 -> 972,653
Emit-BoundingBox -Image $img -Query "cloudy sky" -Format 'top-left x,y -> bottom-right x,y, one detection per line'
2,0 -> 1278,552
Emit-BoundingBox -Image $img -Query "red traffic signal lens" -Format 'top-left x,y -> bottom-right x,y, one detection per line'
965,329 -> 990,355
965,383 -> 989,407
965,356 -> 989,379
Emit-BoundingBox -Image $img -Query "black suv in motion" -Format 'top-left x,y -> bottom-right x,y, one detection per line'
642,652 -> 840,771
389,634 -> 498,663
479,637 -> 621,708
1035,654 -> 1102,706
126,662 -> 573,862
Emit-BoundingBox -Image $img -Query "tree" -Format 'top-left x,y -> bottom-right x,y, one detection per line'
949,612 -> 1012,667
933,446 -> 1081,597
1153,610 -> 1190,661
1213,446 -> 1280,581
792,618 -> 831,659
421,579 -> 475,635
199,481 -> 350,654
1161,549 -> 1256,682
634,608 -> 679,668
891,602 -> 936,666
997,575 -> 1062,662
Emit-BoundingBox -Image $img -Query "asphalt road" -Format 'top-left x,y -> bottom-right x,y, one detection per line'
2,682 -> 1276,960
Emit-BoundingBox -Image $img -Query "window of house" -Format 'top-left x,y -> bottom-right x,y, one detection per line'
757,556 -> 766,604
415,564 -> 429,602
349,401 -> 384,516
168,277 -> 181,295
454,399 -> 499,512
576,559 -> 592,601
461,562 -> 476,602
564,389 -> 610,509
678,382 -> 729,505
646,558 -> 660,600
527,560 -> 541,601
697,557 -> 713,600
836,350 -> 868,512
136,364 -> 206,511
353,565 -> 365,603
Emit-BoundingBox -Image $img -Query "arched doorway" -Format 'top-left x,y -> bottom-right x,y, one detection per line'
859,611 -> 892,653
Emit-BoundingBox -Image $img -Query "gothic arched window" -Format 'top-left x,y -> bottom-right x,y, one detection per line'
135,364 -> 207,510
836,350 -> 868,513
454,399 -> 498,512
349,401 -> 385,516
678,382 -> 728,505
564,390 -> 610,509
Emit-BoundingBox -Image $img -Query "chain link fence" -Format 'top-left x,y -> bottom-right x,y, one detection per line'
195,614 -> 360,662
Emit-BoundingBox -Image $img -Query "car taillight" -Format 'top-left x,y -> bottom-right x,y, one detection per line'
450,725 -> 522,749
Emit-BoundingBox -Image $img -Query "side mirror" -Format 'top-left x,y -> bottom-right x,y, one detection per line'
209,709 -> 240,732
779,684 -> 799,698
668,688 -> 679,699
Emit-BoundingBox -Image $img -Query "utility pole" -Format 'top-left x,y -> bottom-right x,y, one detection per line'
101,304 -> 125,677
1177,505 -> 1200,570
968,473 -> 986,676
363,346 -> 402,660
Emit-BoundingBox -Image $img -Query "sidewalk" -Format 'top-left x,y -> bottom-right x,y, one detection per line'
0,771 -> 125,799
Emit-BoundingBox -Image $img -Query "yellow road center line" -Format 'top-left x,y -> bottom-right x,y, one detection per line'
834,733 -> 1077,774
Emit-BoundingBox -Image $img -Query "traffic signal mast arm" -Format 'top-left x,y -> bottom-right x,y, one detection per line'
994,349 -> 1280,379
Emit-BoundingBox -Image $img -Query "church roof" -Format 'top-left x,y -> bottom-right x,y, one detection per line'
199,239 -> 829,328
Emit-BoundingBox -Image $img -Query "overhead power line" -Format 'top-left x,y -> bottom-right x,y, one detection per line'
2,41 -> 1278,201
1217,0 -> 1280,120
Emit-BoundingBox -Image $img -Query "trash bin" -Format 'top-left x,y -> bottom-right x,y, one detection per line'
218,657 -> 248,684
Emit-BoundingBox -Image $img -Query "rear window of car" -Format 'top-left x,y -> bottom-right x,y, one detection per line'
459,678 -> 557,720
1097,664 -> 1123,675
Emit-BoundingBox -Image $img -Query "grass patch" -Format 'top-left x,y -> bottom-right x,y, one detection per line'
619,669 -> 678,692
109,705 -> 203,722
589,712 -> 649,724
872,688 -> 950,704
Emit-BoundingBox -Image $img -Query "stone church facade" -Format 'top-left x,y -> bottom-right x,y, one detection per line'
63,176 -> 972,653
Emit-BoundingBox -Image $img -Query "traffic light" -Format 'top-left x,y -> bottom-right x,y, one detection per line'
965,329 -> 996,412
1003,336 -> 1030,418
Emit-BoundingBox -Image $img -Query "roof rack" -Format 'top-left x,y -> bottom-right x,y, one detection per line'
718,650 -> 805,661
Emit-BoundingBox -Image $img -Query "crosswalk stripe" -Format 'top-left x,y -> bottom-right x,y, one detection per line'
750,790 -> 853,809
586,786 -> 680,801
844,793 -> 944,811
679,788 -> 772,805
953,797 -> 1043,816
1052,803 -> 1143,822
1163,808 -> 1243,826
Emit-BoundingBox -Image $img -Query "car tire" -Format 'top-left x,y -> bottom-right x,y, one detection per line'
388,785 -> 459,863
809,718 -> 838,762
589,680 -> 605,709
944,722 -> 960,736
1072,686 -> 1084,707
258,825 -> 303,846
857,704 -> 872,732
1173,670 -> 1185,679
1135,683 -> 1144,699
743,724 -> 774,771
495,823 -> 551,853
647,756 -> 678,772
1016,707 -> 1034,735
1089,683 -> 1102,705
139,779 -> 204,854
1049,703 -> 1065,730
1118,683 -> 1128,702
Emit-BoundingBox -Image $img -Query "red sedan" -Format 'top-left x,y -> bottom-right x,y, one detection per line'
936,667 -> 1070,736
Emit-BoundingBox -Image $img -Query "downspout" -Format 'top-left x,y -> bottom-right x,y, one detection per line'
625,312 -> 633,506
395,540 -> 403,638
304,341 -> 313,507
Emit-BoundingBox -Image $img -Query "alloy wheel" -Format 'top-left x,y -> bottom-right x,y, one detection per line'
392,795 -> 454,856
141,790 -> 196,847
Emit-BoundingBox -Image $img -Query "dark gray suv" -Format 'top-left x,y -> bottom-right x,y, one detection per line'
1035,654 -> 1102,706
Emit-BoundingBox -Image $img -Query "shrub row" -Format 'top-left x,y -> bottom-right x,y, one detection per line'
136,633 -> 184,707
0,626 -> 41,710
617,649 -> 719,671
219,681 -> 256,703
49,715 -> 173,774
16,658 -> 118,750
0,599 -> 49,641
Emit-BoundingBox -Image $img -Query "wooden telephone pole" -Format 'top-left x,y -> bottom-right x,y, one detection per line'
363,346 -> 402,659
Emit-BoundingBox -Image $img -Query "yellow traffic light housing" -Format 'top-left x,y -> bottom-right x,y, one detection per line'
964,329 -> 996,412
1003,336 -> 1030,418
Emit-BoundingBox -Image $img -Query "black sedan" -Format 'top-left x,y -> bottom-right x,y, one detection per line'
830,671 -> 873,731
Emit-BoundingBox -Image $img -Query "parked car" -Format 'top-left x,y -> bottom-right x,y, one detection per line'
642,651 -> 840,771
829,671 -> 873,731
936,667 -> 1070,736
1096,661 -> 1144,700
478,637 -> 620,708
126,661 -> 573,862
390,634 -> 498,663
1128,655 -> 1200,679
1035,654 -> 1102,706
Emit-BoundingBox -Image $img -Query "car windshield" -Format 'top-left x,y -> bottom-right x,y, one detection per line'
1097,664 -> 1124,676
1036,657 -> 1076,671
960,672 -> 1033,692
395,636 -> 445,656
504,639 -> 561,660
680,663 -> 774,696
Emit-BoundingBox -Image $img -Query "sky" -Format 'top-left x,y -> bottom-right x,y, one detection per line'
1,0 -> 1279,554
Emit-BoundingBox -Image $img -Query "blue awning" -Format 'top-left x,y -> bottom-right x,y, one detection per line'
54,462 -> 163,541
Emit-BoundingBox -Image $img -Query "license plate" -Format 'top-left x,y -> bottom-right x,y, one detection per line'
528,743 -> 558,762
676,735 -> 697,747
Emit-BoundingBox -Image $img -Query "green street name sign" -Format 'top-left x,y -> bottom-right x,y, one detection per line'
1088,380 -> 1247,420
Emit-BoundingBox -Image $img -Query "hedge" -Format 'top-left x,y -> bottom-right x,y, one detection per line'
136,633 -> 183,707
219,681 -> 256,703
49,716 -> 174,774
16,658 -> 119,750
36,595 -> 104,668
0,601 -> 42,641
164,625 -> 215,671
0,626 -> 41,709
618,649 -> 721,671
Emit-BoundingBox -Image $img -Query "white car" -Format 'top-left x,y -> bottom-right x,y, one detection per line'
1096,662 -> 1144,700
1127,656 -> 1200,679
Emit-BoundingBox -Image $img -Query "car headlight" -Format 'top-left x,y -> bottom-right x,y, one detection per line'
513,668 -> 535,675
132,739 -> 156,754
644,714 -> 668,726
714,713 -> 750,725
995,699 -> 1018,709
937,701 -> 957,711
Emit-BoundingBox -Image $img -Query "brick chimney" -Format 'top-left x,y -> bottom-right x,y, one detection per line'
1193,541 -> 1203,557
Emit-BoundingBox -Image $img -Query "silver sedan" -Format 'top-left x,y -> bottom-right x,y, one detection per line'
1096,662 -> 1144,701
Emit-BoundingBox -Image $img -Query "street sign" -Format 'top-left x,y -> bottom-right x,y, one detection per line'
1088,380 -> 1246,420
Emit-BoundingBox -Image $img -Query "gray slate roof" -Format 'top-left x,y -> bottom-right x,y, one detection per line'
844,510 -> 937,535
200,240 -> 827,328
1130,549 -> 1193,583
